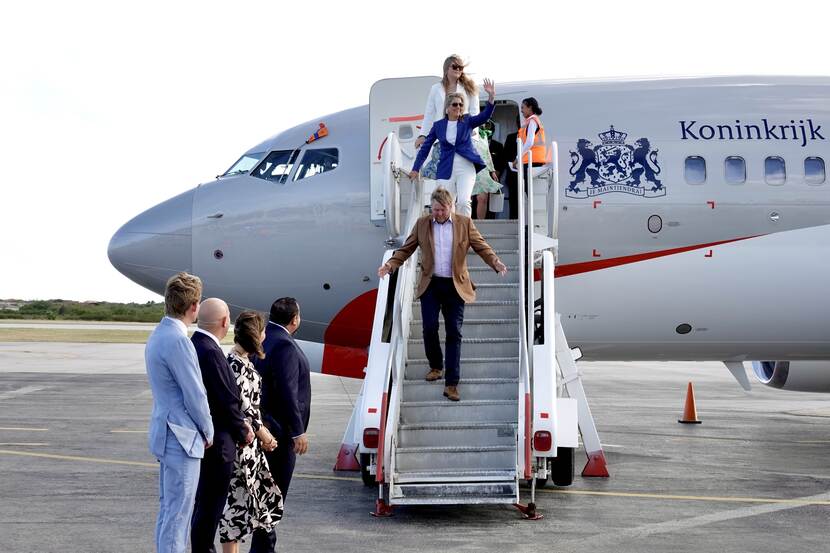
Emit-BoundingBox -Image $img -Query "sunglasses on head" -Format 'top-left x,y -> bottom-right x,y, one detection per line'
451,63 -> 464,71
450,102 -> 464,108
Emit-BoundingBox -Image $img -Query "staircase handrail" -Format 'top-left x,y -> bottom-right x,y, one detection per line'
383,130 -> 425,246
375,176 -> 425,484
516,137 -> 533,480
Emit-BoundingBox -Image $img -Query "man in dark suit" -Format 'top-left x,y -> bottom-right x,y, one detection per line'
249,297 -> 311,553
190,298 -> 253,553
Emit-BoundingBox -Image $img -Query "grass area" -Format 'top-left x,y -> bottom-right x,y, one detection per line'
0,299 -> 164,322
0,328 -> 236,345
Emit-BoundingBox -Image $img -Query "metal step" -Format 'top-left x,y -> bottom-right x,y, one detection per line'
394,468 -> 516,484
468,250 -> 518,267
395,444 -> 516,472
400,399 -> 517,424
468,266 -> 519,283
408,337 -> 518,358
408,318 -> 519,340
476,235 -> 519,250
397,421 -> 517,448
412,300 -> 518,320
471,283 -> 520,302
405,357 -> 519,380
401,378 -> 518,402
473,219 -> 519,236
391,481 -> 518,505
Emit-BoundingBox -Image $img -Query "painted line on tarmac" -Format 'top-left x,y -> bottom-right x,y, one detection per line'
0,449 -> 157,468
539,488 -> 830,505
0,448 -> 361,482
553,490 -> 830,552
1,447 -> 827,506
0,386 -> 46,400
0,443 -> 49,446
0,427 -> 48,432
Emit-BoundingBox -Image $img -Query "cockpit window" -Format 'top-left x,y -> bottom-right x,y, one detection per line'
253,150 -> 300,182
293,148 -> 339,181
223,151 -> 265,177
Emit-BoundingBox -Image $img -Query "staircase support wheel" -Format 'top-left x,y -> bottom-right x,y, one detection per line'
550,447 -> 575,486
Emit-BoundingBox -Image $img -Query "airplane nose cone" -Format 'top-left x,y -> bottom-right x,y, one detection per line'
108,188 -> 194,295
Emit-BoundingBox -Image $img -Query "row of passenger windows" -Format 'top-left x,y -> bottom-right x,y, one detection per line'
223,148 -> 339,183
684,156 -> 825,185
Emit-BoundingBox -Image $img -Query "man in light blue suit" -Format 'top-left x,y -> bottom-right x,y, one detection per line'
145,272 -> 214,553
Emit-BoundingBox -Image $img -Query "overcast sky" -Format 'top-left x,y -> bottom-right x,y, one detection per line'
3,0 -> 829,303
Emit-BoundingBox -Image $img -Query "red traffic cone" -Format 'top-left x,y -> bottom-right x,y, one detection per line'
678,382 -> 702,424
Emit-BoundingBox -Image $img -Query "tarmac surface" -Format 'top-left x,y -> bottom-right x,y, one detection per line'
1,341 -> 829,552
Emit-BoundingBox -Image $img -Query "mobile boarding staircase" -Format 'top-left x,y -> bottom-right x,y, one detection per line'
353,135 -> 609,516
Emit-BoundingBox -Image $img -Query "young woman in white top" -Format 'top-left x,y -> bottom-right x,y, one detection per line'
416,54 -> 481,154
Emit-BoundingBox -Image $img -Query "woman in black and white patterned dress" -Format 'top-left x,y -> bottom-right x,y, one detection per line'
219,311 -> 283,552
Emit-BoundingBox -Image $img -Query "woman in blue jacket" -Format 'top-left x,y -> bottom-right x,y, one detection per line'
409,79 -> 496,216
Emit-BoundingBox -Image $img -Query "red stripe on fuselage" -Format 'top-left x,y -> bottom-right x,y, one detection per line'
554,236 -> 760,277
320,236 -> 762,378
389,114 -> 424,122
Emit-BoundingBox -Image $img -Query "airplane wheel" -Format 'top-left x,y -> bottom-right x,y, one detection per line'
551,447 -> 575,487
360,453 -> 376,487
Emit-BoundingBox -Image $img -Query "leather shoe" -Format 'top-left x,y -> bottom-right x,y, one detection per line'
443,386 -> 460,401
425,368 -> 443,382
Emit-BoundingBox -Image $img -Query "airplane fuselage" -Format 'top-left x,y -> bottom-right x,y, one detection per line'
108,76 -> 830,379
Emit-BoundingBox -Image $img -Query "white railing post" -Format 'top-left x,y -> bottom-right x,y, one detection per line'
550,141 -> 560,242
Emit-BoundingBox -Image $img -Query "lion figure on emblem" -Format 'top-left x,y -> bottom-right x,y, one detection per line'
630,138 -> 662,190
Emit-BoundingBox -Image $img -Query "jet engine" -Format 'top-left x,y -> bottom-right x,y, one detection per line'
751,361 -> 830,393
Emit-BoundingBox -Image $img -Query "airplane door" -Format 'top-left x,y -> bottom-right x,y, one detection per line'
369,76 -> 439,224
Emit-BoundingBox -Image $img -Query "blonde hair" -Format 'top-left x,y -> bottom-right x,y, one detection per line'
444,92 -> 466,118
442,54 -> 477,96
164,272 -> 202,318
431,187 -> 454,208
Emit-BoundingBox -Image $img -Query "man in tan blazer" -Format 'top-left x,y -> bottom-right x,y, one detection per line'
378,188 -> 507,401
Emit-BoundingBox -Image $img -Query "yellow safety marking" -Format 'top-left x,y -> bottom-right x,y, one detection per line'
0,427 -> 48,432
295,472 -> 361,482
0,448 -> 360,482
0,449 -> 157,467
538,488 -> 830,506
1,448 -> 825,504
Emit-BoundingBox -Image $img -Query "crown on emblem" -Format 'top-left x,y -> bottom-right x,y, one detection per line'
598,125 -> 627,145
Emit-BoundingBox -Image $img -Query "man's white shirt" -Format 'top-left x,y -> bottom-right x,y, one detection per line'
432,216 -> 454,278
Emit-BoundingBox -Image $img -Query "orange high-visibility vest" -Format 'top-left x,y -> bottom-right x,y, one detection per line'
517,114 -> 549,164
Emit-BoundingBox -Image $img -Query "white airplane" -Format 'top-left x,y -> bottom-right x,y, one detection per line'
109,75 -> 830,392
109,75 -> 830,506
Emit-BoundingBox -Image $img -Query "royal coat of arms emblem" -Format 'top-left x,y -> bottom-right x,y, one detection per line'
567,126 -> 664,198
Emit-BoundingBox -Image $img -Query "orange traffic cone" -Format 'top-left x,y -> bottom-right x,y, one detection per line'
678,382 -> 702,424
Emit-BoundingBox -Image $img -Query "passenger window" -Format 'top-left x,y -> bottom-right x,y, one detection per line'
805,157 -> 825,185
685,156 -> 706,185
724,156 -> 745,184
253,150 -> 298,182
223,151 -> 265,177
293,148 -> 339,181
764,156 -> 786,185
